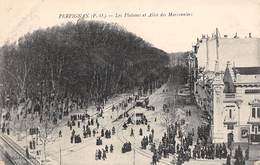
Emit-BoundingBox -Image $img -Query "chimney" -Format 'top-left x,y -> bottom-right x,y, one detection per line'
226,61 -> 231,68
234,32 -> 238,38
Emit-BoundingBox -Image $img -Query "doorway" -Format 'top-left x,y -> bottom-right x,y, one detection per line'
228,132 -> 234,149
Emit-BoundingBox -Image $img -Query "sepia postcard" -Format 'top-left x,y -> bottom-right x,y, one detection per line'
0,0 -> 260,165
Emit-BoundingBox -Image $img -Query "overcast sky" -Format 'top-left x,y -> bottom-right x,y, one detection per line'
0,0 -> 259,53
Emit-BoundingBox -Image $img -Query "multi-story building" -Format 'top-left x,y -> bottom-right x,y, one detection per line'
196,34 -> 260,72
212,63 -> 260,144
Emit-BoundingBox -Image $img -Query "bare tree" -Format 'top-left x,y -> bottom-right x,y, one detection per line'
37,113 -> 61,162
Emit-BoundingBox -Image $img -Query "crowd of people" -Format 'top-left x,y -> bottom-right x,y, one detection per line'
0,89 -> 254,165
135,117 -> 231,165
226,145 -> 249,165
149,122 -> 189,165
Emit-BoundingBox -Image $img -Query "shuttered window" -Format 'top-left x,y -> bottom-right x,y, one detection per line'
252,108 -> 256,118
257,108 -> 260,118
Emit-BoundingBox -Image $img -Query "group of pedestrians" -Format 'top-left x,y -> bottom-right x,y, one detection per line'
95,144 -> 114,160
226,145 -> 249,165
148,119 -> 222,165
68,114 -> 99,143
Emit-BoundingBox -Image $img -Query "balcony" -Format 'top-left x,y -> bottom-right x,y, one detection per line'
248,116 -> 260,124
224,93 -> 242,98
223,116 -> 237,124
223,93 -> 243,103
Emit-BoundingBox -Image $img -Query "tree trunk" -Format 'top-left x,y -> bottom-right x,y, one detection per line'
44,141 -> 47,162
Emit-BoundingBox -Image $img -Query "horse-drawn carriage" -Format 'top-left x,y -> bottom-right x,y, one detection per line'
146,105 -> 155,111
131,113 -> 147,125
135,96 -> 149,108
121,142 -> 132,153
74,135 -> 82,143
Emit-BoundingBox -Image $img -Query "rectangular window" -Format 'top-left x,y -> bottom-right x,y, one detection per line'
245,89 -> 260,94
229,109 -> 232,118
257,108 -> 260,118
227,124 -> 234,130
258,125 -> 260,132
252,108 -> 256,118
252,125 -> 254,131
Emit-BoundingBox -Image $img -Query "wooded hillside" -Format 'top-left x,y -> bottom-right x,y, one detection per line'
0,21 -> 169,106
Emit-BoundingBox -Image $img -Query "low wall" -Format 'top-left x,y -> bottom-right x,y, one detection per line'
0,135 -> 40,165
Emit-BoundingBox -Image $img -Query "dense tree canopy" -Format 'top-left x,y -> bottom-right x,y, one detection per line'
0,21 -> 169,106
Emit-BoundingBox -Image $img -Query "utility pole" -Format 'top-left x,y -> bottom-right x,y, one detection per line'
215,28 -> 220,73
0,86 -> 2,132
133,107 -> 136,165
60,146 -> 62,165
206,36 -> 209,71
0,106 -> 1,127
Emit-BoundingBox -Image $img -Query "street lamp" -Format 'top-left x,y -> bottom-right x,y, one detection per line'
133,105 -> 136,165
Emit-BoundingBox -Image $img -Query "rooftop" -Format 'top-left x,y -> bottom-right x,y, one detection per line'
196,37 -> 260,71
233,67 -> 260,75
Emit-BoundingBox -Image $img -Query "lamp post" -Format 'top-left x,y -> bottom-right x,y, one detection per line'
247,129 -> 250,160
0,83 -> 3,132
60,145 -> 62,165
133,106 -> 136,165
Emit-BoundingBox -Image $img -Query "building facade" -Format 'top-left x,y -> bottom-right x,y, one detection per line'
212,64 -> 260,144
196,35 -> 260,72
